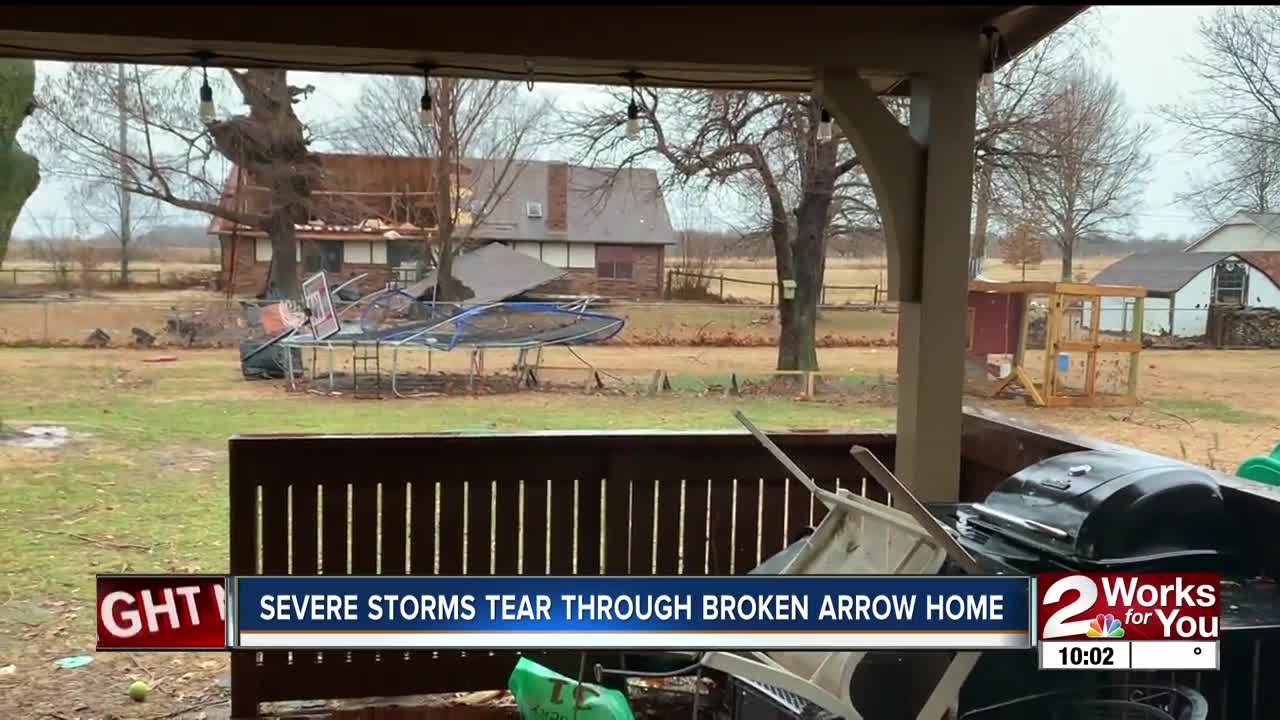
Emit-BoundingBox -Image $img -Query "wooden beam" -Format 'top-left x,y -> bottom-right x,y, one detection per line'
1129,297 -> 1144,398
1056,340 -> 1142,353
1085,298 -> 1102,398
819,68 -> 924,301
892,64 -> 978,503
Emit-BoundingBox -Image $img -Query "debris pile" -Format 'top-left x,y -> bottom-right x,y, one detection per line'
1221,307 -> 1280,348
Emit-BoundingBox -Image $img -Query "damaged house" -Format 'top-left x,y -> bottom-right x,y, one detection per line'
212,153 -> 676,299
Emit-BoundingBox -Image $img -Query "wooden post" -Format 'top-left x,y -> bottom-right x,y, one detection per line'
719,274 -> 725,300
821,286 -> 827,305
770,283 -> 775,305
804,371 -> 816,399
1085,296 -> 1101,399
1042,292 -> 1062,402
1129,296 -> 1144,399
665,270 -> 673,299
1013,292 -> 1030,370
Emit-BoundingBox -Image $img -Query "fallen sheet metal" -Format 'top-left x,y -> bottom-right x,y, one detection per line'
405,243 -> 567,303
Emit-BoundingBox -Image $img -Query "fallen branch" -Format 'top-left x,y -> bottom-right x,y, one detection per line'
31,528 -> 152,552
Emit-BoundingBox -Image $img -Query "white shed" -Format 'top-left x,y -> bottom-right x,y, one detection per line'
1089,252 -> 1280,338
1183,211 -> 1280,253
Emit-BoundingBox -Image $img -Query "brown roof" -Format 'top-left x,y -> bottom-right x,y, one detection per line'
1239,252 -> 1280,289
209,154 -> 676,246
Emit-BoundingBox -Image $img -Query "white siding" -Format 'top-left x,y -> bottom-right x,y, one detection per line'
1246,265 -> 1280,308
1192,223 -> 1278,253
568,243 -> 596,269
541,241 -> 570,268
1169,268 -> 1214,337
343,241 -> 373,265
514,241 -> 541,260
371,240 -> 388,265
254,238 -> 272,262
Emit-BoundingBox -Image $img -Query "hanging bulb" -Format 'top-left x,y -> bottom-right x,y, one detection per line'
419,69 -> 433,130
980,26 -> 999,92
817,107 -> 833,142
626,98 -> 641,139
198,63 -> 215,124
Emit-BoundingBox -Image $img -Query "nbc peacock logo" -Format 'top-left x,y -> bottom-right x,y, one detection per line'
1086,613 -> 1125,638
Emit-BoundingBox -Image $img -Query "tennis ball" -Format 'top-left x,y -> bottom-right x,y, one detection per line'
128,680 -> 149,702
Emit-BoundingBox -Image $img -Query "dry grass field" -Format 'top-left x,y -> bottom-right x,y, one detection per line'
666,255 -> 1123,303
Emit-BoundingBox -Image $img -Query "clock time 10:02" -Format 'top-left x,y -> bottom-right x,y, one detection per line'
1059,644 -> 1115,667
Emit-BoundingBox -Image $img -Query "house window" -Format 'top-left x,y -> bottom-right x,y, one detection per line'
387,239 -> 421,268
253,238 -> 302,263
542,241 -> 569,268
303,240 -> 343,274
1213,260 -> 1248,305
343,241 -> 373,265
597,245 -> 634,280
513,241 -> 542,260
568,243 -> 597,269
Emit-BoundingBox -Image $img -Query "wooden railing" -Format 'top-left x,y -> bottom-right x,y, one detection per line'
228,410 -> 1280,718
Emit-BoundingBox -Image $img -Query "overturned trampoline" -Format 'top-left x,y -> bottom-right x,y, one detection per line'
256,284 -> 625,398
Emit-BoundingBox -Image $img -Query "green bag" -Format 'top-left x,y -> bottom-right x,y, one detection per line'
507,657 -> 635,720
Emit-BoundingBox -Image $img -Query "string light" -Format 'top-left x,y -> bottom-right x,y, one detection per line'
419,66 -> 433,130
981,26 -> 999,91
625,75 -> 641,139
817,107 -> 833,142
198,60 -> 215,124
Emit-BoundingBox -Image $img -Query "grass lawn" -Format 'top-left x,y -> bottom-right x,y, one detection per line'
0,348 -> 891,627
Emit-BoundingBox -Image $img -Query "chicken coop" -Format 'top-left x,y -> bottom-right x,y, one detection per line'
965,280 -> 1147,407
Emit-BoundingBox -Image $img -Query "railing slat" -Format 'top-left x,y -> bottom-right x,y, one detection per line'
760,478 -> 787,560
576,476 -> 603,575
629,475 -> 656,575
467,478 -> 493,576
681,478 -> 709,575
655,478 -> 682,575
708,477 -> 734,575
733,477 -> 761,574
438,479 -> 465,575
381,481 -> 407,576
493,479 -> 520,575
522,478 -> 548,576
409,479 -> 435,574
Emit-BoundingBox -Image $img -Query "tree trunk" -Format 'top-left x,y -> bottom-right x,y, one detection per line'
268,215 -> 300,299
775,145 -> 835,372
1059,234 -> 1074,281
969,165 -> 993,280
116,63 -> 131,286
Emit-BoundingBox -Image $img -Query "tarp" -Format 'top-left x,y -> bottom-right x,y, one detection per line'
406,243 -> 566,303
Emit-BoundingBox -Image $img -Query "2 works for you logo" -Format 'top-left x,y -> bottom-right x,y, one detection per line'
1037,572 -> 1219,642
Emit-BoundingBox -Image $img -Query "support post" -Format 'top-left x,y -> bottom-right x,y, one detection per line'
890,71 -> 978,502
1129,296 -> 1144,398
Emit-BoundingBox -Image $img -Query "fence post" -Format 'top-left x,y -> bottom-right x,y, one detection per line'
42,301 -> 49,344
665,270 -> 673,300
155,269 -> 162,285
719,274 -> 725,301
821,286 -> 827,306
770,283 -> 775,305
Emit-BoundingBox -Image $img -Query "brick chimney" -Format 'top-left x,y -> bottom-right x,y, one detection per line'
546,162 -> 569,232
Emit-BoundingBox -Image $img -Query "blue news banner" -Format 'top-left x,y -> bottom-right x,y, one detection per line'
234,576 -> 1031,651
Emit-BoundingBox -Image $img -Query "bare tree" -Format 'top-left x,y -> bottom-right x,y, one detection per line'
33,62 -> 320,298
332,76 -> 549,299
1002,67 -> 1151,281
562,88 -> 876,371
999,222 -> 1043,281
971,20 -> 1098,279
73,178 -> 161,282
1162,8 -> 1280,222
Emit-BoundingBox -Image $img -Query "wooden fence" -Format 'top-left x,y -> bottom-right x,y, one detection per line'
665,269 -> 881,305
228,409 -> 1280,718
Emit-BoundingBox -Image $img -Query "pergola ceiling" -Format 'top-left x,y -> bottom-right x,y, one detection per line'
0,5 -> 1088,93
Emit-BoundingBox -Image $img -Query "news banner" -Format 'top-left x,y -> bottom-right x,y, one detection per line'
96,573 -> 1220,670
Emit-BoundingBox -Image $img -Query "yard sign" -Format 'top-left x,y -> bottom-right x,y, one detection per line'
301,273 -> 341,340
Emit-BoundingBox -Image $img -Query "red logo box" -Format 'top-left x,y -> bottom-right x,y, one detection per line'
96,575 -> 228,650
1037,572 -> 1219,642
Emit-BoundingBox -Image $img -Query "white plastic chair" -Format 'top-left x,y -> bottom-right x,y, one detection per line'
699,487 -> 980,720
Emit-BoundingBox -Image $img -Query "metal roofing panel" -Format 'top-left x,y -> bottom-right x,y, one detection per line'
1090,252 -> 1232,294
405,242 -> 566,303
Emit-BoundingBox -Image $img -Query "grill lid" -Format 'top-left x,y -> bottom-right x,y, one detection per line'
961,450 -> 1224,567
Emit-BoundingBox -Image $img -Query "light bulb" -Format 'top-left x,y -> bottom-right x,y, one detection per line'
816,107 -> 833,142
625,99 -> 641,139
198,82 -> 215,124
419,70 -> 433,130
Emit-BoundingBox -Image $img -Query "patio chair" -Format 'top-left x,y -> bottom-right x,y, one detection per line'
696,486 -> 981,720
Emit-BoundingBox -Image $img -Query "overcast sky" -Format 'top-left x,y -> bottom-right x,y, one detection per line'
13,5 -> 1223,241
